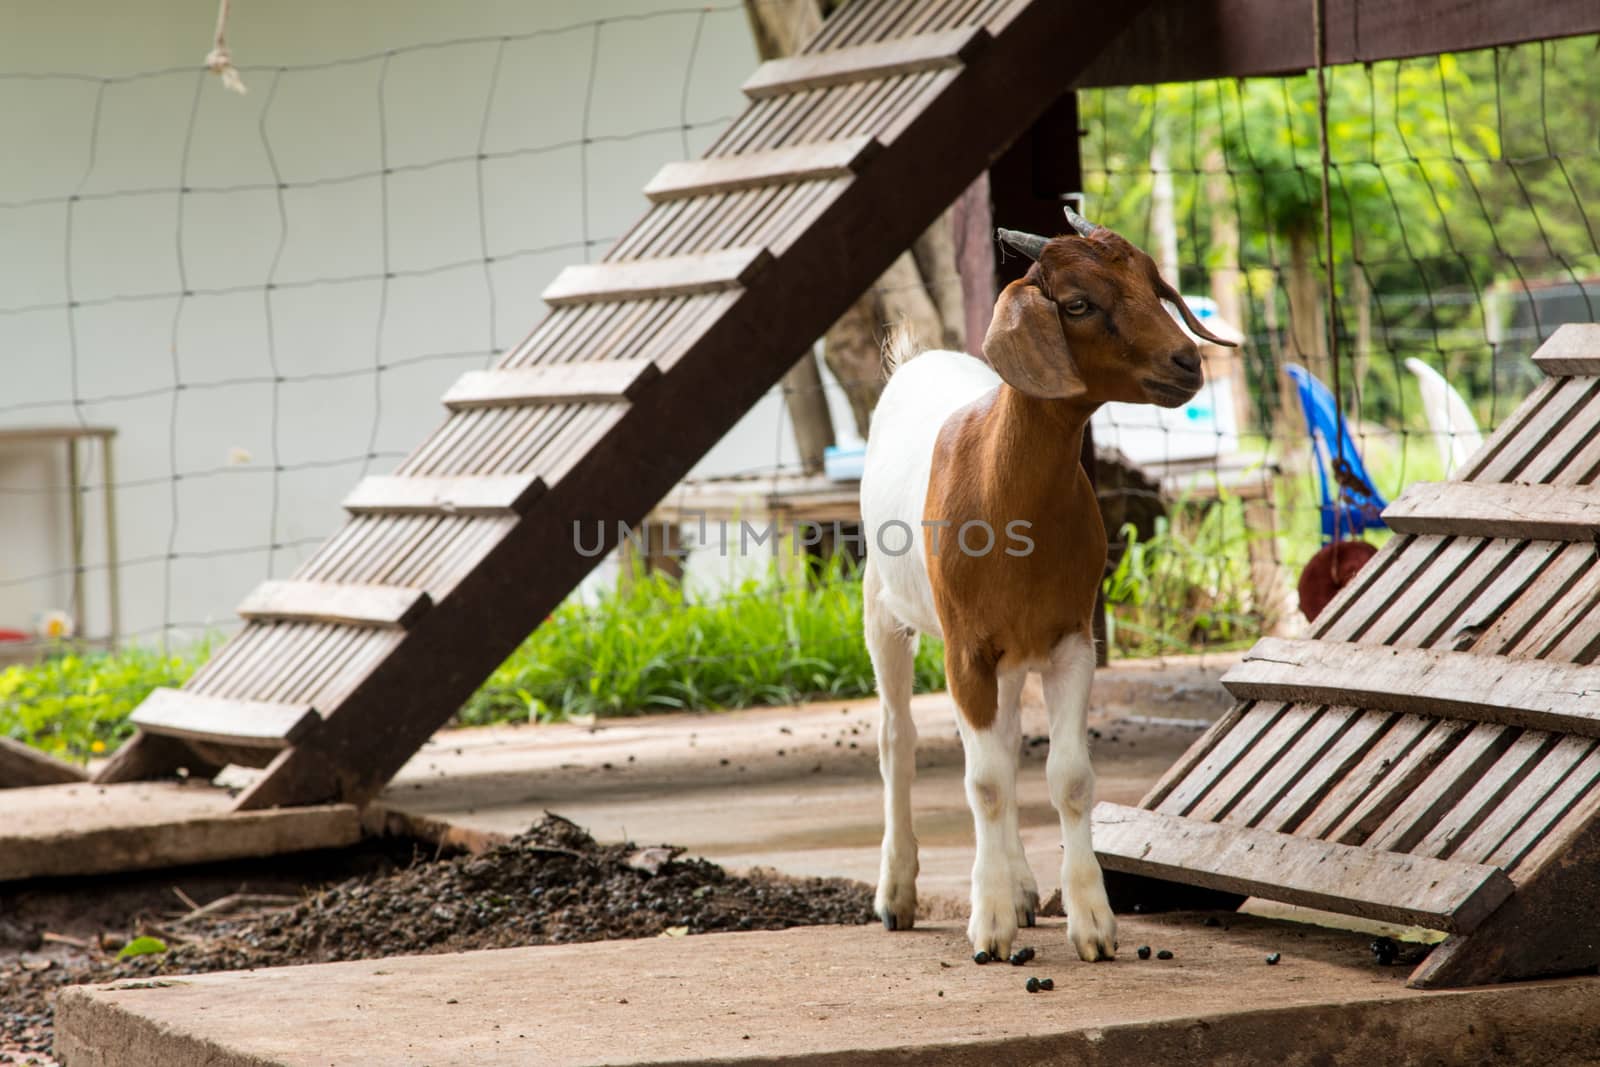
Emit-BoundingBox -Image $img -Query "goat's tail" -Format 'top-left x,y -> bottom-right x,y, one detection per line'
880,322 -> 923,379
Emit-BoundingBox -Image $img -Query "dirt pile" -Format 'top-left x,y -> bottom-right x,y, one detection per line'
0,815 -> 873,1063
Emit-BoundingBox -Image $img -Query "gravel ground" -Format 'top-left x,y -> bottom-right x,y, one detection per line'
0,815 -> 874,1064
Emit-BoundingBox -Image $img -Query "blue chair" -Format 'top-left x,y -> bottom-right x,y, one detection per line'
1284,363 -> 1387,542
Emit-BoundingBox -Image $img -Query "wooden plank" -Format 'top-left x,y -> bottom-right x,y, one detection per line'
1223,638 -> 1600,739
644,136 -> 880,201
130,687 -> 319,749
1393,538 -> 1518,649
1442,540 -> 1564,652
0,736 -> 87,788
1511,560 -> 1600,659
1184,705 -> 1319,823
1312,534 -> 1423,641
1471,542 -> 1591,654
1485,744 -> 1600,869
0,781 -> 359,882
237,580 -> 431,630
343,474 -> 545,517
1531,323 -> 1600,377
1322,719 -> 1473,846
1357,536 -> 1479,645
1466,376 -> 1593,483
1137,703 -> 1247,810
1225,707 -> 1373,829
1362,723 -> 1519,853
1152,703 -> 1287,816
1292,714 -> 1434,839
1412,730 -> 1561,860
542,247 -> 772,306
1093,802 -> 1514,934
1076,0 -> 1600,89
742,26 -> 987,98
1384,481 -> 1600,541
443,359 -> 660,410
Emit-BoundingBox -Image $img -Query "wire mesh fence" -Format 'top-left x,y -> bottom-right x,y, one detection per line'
1,6 -> 1597,756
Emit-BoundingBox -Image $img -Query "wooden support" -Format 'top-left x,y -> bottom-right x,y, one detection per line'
93,732 -> 224,785
1093,802 -> 1514,933
130,688 -> 320,749
644,137 -> 879,201
442,359 -> 659,410
0,736 -> 87,788
741,26 -> 987,98
542,247 -> 772,306
1531,323 -> 1600,377
1223,638 -> 1600,739
343,474 -> 544,517
1385,481 -> 1600,540
237,580 -> 431,630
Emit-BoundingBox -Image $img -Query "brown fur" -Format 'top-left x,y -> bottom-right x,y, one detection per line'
923,227 -> 1220,730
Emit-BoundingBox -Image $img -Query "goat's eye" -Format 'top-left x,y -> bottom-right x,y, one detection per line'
1062,298 -> 1091,317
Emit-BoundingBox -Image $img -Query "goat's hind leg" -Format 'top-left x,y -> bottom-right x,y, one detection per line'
865,559 -> 920,931
952,651 -> 1025,960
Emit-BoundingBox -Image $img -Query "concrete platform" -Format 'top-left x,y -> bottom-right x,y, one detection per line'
54,915 -> 1600,1067
378,654 -> 1237,912
0,782 -> 361,881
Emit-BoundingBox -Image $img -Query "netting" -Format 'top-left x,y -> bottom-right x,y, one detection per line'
1,8 -> 1597,755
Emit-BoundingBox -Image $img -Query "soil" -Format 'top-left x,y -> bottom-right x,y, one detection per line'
0,814 -> 874,1064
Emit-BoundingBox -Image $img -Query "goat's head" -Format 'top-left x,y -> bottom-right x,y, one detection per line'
984,207 -> 1236,408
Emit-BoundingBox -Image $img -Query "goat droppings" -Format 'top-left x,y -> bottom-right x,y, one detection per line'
973,951 -> 992,965
1136,945 -> 1152,960
1025,977 -> 1040,993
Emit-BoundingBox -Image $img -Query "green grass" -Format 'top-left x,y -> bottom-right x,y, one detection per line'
2,559 -> 948,760
0,641 -> 212,762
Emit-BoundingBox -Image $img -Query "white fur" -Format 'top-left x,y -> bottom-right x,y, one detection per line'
861,348 -> 1116,962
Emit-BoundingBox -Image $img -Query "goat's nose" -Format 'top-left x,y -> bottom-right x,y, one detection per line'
1170,348 -> 1201,375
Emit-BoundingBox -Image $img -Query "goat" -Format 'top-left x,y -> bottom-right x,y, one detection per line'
859,207 -> 1235,963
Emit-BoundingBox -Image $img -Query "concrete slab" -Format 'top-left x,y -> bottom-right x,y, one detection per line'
0,782 -> 361,881
379,655 -> 1238,912
54,915 -> 1600,1067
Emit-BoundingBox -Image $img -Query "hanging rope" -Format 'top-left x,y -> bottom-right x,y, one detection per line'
1312,0 -> 1352,538
204,0 -> 248,95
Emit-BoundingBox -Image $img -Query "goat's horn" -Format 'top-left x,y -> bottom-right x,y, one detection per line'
996,228 -> 1048,260
1063,205 -> 1101,237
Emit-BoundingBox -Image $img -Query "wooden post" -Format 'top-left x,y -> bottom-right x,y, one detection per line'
983,92 -> 1110,666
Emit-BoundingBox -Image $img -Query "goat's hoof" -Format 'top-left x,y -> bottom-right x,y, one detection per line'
882,913 -> 898,932
1024,908 -> 1037,928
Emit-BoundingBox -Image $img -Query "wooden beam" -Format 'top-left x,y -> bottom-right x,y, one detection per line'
643,136 -> 880,202
0,736 -> 87,788
1093,802 -> 1513,933
343,474 -> 544,517
442,359 -> 659,410
130,688 -> 319,749
1532,323 -> 1600,377
742,26 -> 988,98
1076,0 -> 1600,88
1223,637 -> 1600,739
542,247 -> 772,306
1384,481 -> 1600,541
237,580 -> 431,630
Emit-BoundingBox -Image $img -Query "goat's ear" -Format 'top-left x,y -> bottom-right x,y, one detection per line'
983,280 -> 1087,399
1155,274 -> 1238,348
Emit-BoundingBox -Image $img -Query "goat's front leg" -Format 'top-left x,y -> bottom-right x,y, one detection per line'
951,645 -> 1026,959
1042,632 -> 1116,962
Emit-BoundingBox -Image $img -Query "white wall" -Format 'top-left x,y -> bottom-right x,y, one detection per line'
0,0 -> 827,647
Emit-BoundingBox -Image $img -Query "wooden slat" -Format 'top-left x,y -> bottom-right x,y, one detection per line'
1224,638 -> 1600,739
1093,802 -> 1513,934
1221,707 -> 1355,827
343,475 -> 544,517
1456,376 -> 1564,483
237,581 -> 431,630
1312,534 -> 1422,640
1292,714 -> 1435,838
1362,723 -> 1519,853
1322,719 -> 1472,845
1531,323 -> 1600,377
443,359 -> 660,410
542,247 -> 772,306
742,26 -> 987,98
1385,481 -> 1600,540
1152,703 -> 1287,816
1184,705 -> 1318,823
0,736 -> 87,787
1395,538 -> 1518,649
1256,711 -> 1396,834
1484,744 -> 1600,869
1412,730 -> 1561,860
644,136 -> 880,201
1137,704 -> 1247,810
131,688 -> 319,749
1442,540 -> 1564,652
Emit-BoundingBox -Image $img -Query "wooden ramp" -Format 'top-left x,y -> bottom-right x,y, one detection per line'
1094,324 -> 1600,988
83,0 -> 1149,812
